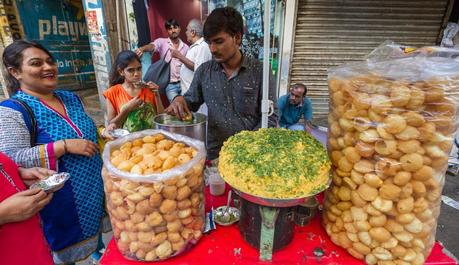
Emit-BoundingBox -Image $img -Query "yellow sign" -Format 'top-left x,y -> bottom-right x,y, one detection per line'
0,0 -> 24,45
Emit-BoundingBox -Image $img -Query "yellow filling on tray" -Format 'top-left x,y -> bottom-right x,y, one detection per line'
218,128 -> 331,199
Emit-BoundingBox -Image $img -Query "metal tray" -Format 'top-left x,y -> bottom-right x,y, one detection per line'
229,180 -> 330,207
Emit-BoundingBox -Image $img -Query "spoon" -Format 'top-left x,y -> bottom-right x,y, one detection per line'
222,190 -> 233,222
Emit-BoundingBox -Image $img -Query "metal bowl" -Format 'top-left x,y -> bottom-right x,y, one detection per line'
228,179 -> 330,207
213,206 -> 240,226
153,113 -> 207,143
109,129 -> 130,138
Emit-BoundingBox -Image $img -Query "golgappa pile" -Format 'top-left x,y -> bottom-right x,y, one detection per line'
324,57 -> 459,265
102,133 -> 205,261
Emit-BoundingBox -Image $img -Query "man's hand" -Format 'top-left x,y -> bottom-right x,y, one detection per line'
135,47 -> 144,57
165,96 -> 191,120
18,167 -> 56,187
135,44 -> 155,57
0,188 -> 53,225
65,139 -> 99,157
146,81 -> 159,92
304,121 -> 313,134
170,49 -> 183,60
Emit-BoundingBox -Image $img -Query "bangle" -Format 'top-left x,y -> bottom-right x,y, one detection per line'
62,139 -> 68,153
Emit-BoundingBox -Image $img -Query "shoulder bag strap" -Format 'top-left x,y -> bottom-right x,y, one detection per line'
9,98 -> 37,146
165,48 -> 172,63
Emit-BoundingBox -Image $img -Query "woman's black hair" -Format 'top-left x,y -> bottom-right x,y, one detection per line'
203,7 -> 244,41
109,50 -> 141,86
2,40 -> 54,95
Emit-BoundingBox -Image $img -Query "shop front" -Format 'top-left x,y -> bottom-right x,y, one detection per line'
0,0 -> 97,97
279,0 -> 454,117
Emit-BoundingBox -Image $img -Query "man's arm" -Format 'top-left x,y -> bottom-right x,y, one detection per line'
181,57 -> 195,71
183,65 -> 205,111
171,49 -> 195,70
135,41 -> 157,57
304,119 -> 313,133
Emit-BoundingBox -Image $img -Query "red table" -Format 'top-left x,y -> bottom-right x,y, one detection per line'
100,186 -> 457,265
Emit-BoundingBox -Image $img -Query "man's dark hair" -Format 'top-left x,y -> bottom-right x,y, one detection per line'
292,83 -> 307,96
203,7 -> 244,40
165,19 -> 180,29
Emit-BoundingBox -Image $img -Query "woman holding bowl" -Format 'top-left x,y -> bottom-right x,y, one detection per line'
0,40 -> 108,264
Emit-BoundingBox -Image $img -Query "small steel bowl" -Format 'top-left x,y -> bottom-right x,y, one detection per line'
213,206 -> 240,226
109,129 -> 130,138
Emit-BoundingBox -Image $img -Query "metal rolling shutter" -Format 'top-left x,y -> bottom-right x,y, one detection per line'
289,0 -> 449,117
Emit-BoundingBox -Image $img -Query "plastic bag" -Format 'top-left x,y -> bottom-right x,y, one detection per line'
102,129 -> 206,261
123,102 -> 157,132
323,43 -> 459,265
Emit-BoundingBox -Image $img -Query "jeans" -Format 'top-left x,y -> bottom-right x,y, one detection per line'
287,123 -> 305,131
165,82 -> 182,103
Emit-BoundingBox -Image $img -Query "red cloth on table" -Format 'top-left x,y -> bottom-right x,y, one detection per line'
100,185 -> 457,265
0,153 -> 53,265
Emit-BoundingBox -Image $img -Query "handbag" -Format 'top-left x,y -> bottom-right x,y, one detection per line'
143,49 -> 172,94
6,98 -> 37,146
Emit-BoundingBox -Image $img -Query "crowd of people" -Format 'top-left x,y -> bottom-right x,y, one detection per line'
0,6 -> 314,265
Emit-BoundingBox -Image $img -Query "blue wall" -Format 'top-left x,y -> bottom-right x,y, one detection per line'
16,0 -> 96,91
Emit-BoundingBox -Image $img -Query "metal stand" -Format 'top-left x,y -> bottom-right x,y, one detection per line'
259,206 -> 280,261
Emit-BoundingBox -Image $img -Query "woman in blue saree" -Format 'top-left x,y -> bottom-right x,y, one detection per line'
0,40 -> 109,264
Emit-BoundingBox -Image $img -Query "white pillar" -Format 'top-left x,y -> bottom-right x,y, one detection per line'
82,0 -> 112,125
278,0 -> 297,97
261,0 -> 272,128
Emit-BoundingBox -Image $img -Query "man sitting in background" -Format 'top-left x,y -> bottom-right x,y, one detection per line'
278,83 -> 313,132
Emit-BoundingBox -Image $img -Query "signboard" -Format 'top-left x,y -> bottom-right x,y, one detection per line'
82,0 -> 112,112
15,0 -> 96,91
0,0 -> 24,44
0,0 -> 24,97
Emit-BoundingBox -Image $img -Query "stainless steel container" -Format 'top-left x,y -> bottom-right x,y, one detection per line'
153,113 -> 207,144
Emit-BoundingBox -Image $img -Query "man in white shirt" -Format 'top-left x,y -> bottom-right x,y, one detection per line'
170,19 -> 212,95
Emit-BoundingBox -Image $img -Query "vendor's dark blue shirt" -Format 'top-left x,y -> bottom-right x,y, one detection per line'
278,94 -> 313,127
